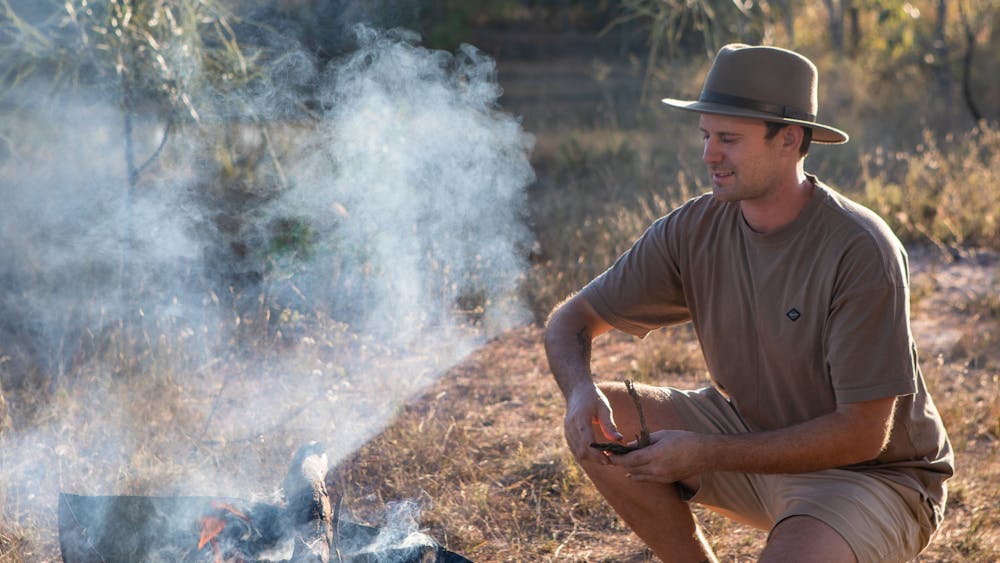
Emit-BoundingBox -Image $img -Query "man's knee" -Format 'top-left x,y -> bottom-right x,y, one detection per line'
596,381 -> 688,434
761,515 -> 857,563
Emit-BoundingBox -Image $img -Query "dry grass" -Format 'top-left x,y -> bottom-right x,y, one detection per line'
860,126 -> 1000,254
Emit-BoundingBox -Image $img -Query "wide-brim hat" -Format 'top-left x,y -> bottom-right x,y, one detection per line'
662,44 -> 849,144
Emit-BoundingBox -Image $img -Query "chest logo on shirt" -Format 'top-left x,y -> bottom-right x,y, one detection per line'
786,308 -> 801,321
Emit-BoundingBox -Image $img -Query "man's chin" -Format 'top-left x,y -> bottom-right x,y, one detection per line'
710,186 -> 738,202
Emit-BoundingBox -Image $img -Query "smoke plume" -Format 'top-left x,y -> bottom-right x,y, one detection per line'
0,14 -> 534,558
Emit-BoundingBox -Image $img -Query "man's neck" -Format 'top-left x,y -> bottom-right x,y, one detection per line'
740,172 -> 813,234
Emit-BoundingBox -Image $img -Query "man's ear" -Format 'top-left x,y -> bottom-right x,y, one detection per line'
781,125 -> 804,154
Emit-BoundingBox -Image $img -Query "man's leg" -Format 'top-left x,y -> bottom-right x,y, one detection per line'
760,515 -> 857,563
760,470 -> 930,563
578,382 -> 717,563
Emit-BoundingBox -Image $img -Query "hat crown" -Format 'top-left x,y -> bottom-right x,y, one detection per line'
701,44 -> 818,120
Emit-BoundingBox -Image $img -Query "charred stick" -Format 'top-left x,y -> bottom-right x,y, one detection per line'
625,379 -> 651,448
590,442 -> 640,455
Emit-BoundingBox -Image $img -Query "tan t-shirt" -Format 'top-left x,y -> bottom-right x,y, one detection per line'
581,178 -> 953,515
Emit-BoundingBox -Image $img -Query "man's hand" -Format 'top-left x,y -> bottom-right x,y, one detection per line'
544,294 -> 619,464
610,395 -> 897,481
564,383 -> 624,465
608,429 -> 707,483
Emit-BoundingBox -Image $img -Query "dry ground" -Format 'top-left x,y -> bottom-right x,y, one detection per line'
333,247 -> 1000,562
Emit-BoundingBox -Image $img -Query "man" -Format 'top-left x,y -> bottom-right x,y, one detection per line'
544,44 -> 953,563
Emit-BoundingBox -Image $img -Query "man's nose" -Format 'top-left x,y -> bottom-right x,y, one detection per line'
702,138 -> 722,164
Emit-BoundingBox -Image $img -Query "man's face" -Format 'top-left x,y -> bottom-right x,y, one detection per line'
698,113 -> 785,203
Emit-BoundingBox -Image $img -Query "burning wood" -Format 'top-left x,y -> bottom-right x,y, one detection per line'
283,442 -> 334,562
58,443 -> 472,562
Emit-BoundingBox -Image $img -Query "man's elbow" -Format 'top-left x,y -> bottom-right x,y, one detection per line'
543,298 -> 578,355
858,428 -> 892,462
838,396 -> 897,463
543,300 -> 566,340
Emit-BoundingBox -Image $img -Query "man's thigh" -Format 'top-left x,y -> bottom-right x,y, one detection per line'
691,463 -> 928,562
597,383 -> 749,437
640,386 -> 930,562
761,471 -> 928,563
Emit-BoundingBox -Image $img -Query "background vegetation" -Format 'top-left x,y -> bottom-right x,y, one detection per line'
1,0 -> 998,561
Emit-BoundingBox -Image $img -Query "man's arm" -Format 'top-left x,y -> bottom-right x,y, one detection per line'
612,395 -> 897,483
544,294 -> 621,464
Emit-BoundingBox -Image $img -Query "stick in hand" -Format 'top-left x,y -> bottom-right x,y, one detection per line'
591,379 -> 651,454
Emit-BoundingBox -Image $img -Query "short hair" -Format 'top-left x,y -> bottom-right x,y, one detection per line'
764,121 -> 812,156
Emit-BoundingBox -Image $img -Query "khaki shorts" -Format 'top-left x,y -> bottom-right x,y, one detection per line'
666,386 -> 937,563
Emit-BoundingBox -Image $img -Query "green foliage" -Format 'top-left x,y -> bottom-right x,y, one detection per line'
267,216 -> 315,261
604,0 -> 771,99
0,0 -> 258,121
419,0 -> 523,49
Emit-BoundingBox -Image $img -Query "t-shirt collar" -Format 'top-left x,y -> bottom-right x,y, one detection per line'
739,174 -> 824,246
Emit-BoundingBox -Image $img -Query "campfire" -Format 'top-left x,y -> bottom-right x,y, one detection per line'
58,443 -> 470,562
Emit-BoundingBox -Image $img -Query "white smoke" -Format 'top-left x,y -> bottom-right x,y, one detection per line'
0,19 -> 534,558
281,26 -> 533,341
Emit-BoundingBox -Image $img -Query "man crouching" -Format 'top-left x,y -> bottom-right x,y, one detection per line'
544,44 -> 953,563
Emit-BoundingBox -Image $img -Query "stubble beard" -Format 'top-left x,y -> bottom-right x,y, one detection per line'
709,168 -> 774,204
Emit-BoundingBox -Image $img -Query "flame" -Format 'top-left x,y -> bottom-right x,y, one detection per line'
197,515 -> 226,550
196,501 -> 252,562
211,500 -> 251,523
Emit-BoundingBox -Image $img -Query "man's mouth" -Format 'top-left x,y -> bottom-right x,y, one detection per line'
712,170 -> 734,181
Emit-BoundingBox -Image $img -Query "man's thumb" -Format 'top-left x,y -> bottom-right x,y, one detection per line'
598,410 -> 624,441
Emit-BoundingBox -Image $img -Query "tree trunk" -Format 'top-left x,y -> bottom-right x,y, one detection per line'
847,0 -> 861,58
823,0 -> 845,53
958,0 -> 983,123
933,0 -> 952,96
783,0 -> 796,45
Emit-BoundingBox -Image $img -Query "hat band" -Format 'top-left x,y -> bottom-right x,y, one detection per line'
700,90 -> 816,122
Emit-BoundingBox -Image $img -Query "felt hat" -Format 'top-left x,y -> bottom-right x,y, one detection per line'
662,44 -> 849,144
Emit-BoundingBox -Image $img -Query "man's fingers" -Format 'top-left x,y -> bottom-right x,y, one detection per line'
607,447 -> 653,469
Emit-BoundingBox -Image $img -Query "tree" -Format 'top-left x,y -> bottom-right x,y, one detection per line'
604,0 -> 775,100
1,1 -> 254,181
0,1 -> 290,290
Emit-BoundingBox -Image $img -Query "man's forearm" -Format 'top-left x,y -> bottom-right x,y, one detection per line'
701,397 -> 896,475
543,295 -> 613,399
544,322 -> 593,399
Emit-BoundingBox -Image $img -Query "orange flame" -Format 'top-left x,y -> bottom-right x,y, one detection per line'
197,515 -> 226,550
196,502 -> 252,563
211,500 -> 251,523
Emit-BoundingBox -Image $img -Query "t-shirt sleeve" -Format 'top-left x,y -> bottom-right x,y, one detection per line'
580,213 -> 691,338
825,239 -> 918,403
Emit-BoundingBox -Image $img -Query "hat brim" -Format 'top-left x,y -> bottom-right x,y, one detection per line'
662,98 -> 849,144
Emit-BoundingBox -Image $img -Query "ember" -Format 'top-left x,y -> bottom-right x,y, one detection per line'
59,444 -> 471,562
